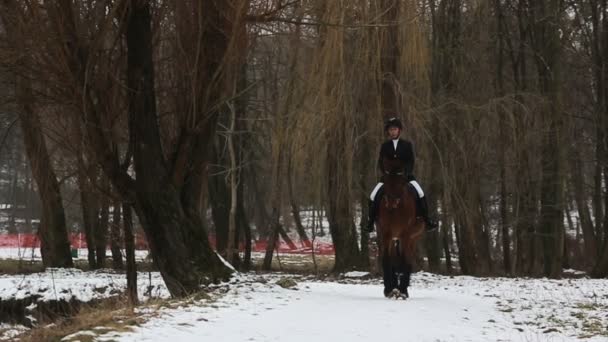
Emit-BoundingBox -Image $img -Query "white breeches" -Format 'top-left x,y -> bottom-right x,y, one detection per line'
370,180 -> 425,201
370,183 -> 384,200
409,180 -> 424,198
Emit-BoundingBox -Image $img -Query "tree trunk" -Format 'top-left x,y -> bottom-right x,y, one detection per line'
357,135 -> 372,267
591,0 -> 608,277
16,76 -> 72,268
123,203 -> 137,306
379,0 -> 400,116
125,2 -> 231,296
529,0 -> 565,278
426,147 -> 442,272
278,225 -> 297,250
512,0 -> 539,277
209,141 -> 230,255
326,138 -> 361,272
263,223 -> 280,270
238,188 -> 252,270
495,0 -> 511,275
429,0 -> 463,273
110,199 -> 124,270
441,214 -> 453,274
570,149 -> 598,269
96,183 -> 110,268
287,157 -> 311,247
24,167 -> 33,234
8,157 -> 17,234
78,171 -> 98,269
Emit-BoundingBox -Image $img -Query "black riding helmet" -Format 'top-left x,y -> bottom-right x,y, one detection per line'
384,117 -> 403,131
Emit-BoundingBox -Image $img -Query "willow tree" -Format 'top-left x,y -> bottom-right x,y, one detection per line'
0,0 -> 257,296
526,0 -> 566,278
15,80 -> 73,268
306,1 -> 362,271
0,2 -> 73,268
580,0 -> 608,278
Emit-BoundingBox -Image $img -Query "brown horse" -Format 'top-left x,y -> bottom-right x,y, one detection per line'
377,158 -> 425,299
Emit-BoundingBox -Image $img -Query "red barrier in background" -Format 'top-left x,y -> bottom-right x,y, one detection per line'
0,233 -> 335,255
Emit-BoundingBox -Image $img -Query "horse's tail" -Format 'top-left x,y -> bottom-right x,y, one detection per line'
390,238 -> 402,268
393,238 -> 401,258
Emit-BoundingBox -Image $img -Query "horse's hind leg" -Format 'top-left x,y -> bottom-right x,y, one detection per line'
398,259 -> 412,298
382,253 -> 397,297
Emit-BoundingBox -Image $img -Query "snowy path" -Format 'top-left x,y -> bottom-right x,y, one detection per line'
94,273 -> 608,342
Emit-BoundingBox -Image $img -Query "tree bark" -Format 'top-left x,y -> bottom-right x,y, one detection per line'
287,157 -> 311,247
226,104 -> 238,265
495,0 -> 512,275
78,168 -> 98,269
589,0 -> 608,277
96,183 -> 110,268
16,77 -> 72,268
125,2 -> 232,296
209,141 -> 230,255
326,136 -> 361,272
110,199 -> 124,270
8,156 -> 17,234
123,203 -> 137,306
528,0 -> 565,278
570,149 -> 598,269
511,0 -> 539,276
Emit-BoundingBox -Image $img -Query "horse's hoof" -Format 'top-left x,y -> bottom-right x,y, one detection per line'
385,289 -> 400,299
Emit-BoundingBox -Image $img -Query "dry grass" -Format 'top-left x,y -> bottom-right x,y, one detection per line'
0,259 -> 46,274
16,293 -> 200,342
13,280 -> 214,341
18,296 -> 141,342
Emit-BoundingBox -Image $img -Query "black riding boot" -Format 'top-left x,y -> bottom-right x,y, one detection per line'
366,188 -> 383,232
417,195 -> 438,231
366,199 -> 376,232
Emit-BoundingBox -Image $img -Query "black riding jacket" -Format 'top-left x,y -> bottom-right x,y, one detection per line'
377,139 -> 415,179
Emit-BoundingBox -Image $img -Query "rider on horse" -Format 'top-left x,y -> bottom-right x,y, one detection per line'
366,117 -> 438,232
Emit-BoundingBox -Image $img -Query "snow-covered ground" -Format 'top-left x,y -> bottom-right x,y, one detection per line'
0,247 -> 150,262
0,268 -> 168,340
74,272 -> 608,342
0,269 -> 606,341
0,268 -> 168,304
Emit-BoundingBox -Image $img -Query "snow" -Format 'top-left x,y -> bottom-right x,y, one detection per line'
0,248 -> 150,262
61,330 -> 97,341
0,323 -> 28,341
343,271 -> 370,278
563,268 -> 587,276
0,268 -> 169,303
215,252 -> 237,272
93,272 -> 608,342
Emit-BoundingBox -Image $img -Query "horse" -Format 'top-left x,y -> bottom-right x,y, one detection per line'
377,158 -> 425,299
